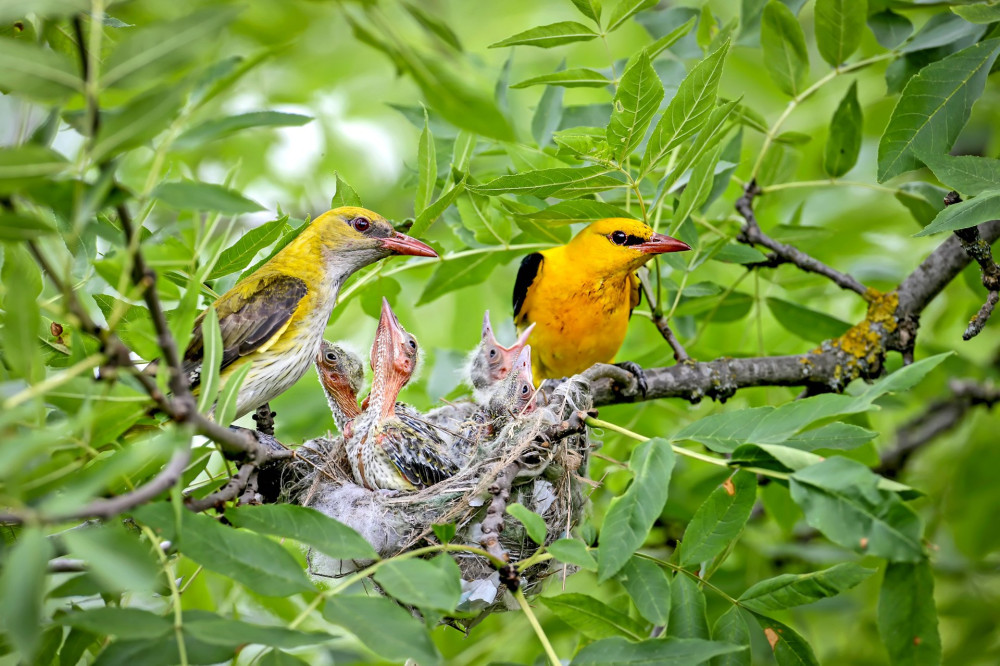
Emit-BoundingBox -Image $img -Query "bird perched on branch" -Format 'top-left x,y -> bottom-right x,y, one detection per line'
468,310 -> 534,402
348,299 -> 458,491
180,207 -> 436,422
512,218 -> 690,390
315,340 -> 364,435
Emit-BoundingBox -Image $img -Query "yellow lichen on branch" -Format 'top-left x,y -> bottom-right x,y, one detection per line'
814,290 -> 900,387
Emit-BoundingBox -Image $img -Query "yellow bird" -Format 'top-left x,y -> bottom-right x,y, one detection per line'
181,206 -> 436,421
512,218 -> 690,385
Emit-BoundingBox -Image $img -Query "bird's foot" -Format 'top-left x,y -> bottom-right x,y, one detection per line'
377,488 -> 403,498
580,363 -> 640,397
614,361 -> 648,397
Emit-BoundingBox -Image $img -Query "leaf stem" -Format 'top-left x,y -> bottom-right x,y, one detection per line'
142,526 -> 189,666
749,52 -> 895,182
2,353 -> 104,409
515,587 -> 562,666
635,552 -> 741,606
584,416 -> 790,480
760,179 -> 910,196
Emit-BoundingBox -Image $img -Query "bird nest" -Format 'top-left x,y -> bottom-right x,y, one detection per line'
275,376 -> 595,618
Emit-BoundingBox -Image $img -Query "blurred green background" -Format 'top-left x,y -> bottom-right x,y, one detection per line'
4,0 -> 1000,663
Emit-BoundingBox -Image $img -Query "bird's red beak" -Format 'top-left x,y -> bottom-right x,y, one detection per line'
379,232 -> 438,258
637,232 -> 691,255
376,297 -> 408,351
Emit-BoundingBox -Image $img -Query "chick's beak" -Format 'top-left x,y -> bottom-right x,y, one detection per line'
638,232 -> 691,255
481,310 -> 498,345
379,232 -> 438,258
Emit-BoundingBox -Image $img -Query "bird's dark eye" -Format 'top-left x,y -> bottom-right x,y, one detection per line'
489,348 -> 497,358
408,339 -> 417,350
610,230 -> 627,245
521,384 -> 529,395
324,351 -> 337,363
352,217 -> 371,232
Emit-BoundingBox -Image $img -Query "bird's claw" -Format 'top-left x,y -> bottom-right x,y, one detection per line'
615,361 -> 648,397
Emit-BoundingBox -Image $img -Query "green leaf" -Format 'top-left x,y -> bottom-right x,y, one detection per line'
953,3 -> 1000,24
511,68 -> 613,89
782,423 -> 876,451
2,245 -> 43,382
915,189 -> 1000,237
648,16 -> 698,60
766,297 -> 852,341
523,200 -> 633,225
619,556 -> 672,624
711,607 -> 752,666
878,39 -> 1000,182
823,81 -> 862,178
547,538 -> 597,571
507,502 -> 547,544
471,166 -> 613,197
102,7 -> 241,88
402,2 -> 463,50
673,143 -> 723,227
432,522 -> 456,544
174,111 -> 312,149
606,0 -> 658,32
153,180 -> 264,215
209,214 -> 289,279
749,613 -> 819,666
572,637 -> 747,665
669,573 -> 709,639
642,40 -> 730,176
415,109 -> 436,214
598,438 -> 676,581
815,0 -> 866,67
540,593 -> 646,641
0,38 -> 81,102
868,11 -> 913,50
608,51 -> 664,160
417,248 -> 519,305
490,21 -> 598,48
58,608 -> 171,640
63,524 -> 161,594
258,650 -> 310,666
330,171 -> 362,208
214,361 -> 252,426
739,563 -> 874,612
878,560 -> 942,666
901,13 -> 985,55
0,528 -> 52,662
761,1 -> 809,97
570,0 -> 602,25
789,457 -> 924,562
323,595 -> 440,665
0,212 -> 56,241
679,471 -> 756,567
373,555 -> 462,611
896,182 -> 949,226
183,613 -> 329,649
0,144 -> 68,195
92,84 -> 187,161
920,153 -> 1000,197
531,61 -> 566,147
457,192 -> 513,244
409,177 -> 465,237
135,503 -> 314,597
0,0 -> 87,21
226,504 -> 377,560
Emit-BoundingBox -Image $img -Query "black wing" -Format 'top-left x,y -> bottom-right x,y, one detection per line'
512,252 -> 544,323
182,274 -> 308,388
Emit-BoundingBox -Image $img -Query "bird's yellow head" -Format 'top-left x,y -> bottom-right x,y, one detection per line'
306,206 -> 438,263
567,218 -> 691,277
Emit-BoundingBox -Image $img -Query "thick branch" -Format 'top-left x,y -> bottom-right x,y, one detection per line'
736,181 -> 869,297
185,463 -> 256,512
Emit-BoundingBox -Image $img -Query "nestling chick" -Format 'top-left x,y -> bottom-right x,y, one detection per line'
347,299 -> 459,491
314,340 -> 364,435
468,310 -> 534,403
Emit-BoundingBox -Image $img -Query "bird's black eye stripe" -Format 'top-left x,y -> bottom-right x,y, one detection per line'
610,231 -> 648,246
624,234 -> 646,246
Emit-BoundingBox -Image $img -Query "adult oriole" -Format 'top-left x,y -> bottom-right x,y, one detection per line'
180,206 -> 436,421
512,217 -> 690,383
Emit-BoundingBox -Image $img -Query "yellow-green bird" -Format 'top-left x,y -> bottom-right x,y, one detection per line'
181,206 -> 437,421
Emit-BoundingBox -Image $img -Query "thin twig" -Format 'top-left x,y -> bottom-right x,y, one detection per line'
736,181 -> 869,297
640,281 -> 689,361
943,192 -> 1000,340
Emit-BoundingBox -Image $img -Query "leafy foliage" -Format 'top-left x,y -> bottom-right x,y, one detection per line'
1,0 -> 998,664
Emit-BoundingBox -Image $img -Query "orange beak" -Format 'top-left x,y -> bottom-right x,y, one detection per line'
379,231 -> 438,258
637,232 -> 691,255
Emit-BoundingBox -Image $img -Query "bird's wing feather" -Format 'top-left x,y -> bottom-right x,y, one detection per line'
182,274 -> 308,388
512,252 -> 544,324
383,417 -> 459,488
629,273 -> 641,318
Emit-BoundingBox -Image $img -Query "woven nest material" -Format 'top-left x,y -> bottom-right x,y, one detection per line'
276,376 -> 595,617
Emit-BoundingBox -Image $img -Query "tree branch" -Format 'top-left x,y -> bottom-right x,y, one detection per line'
736,180 -> 870,297
942,192 -> 1000,340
